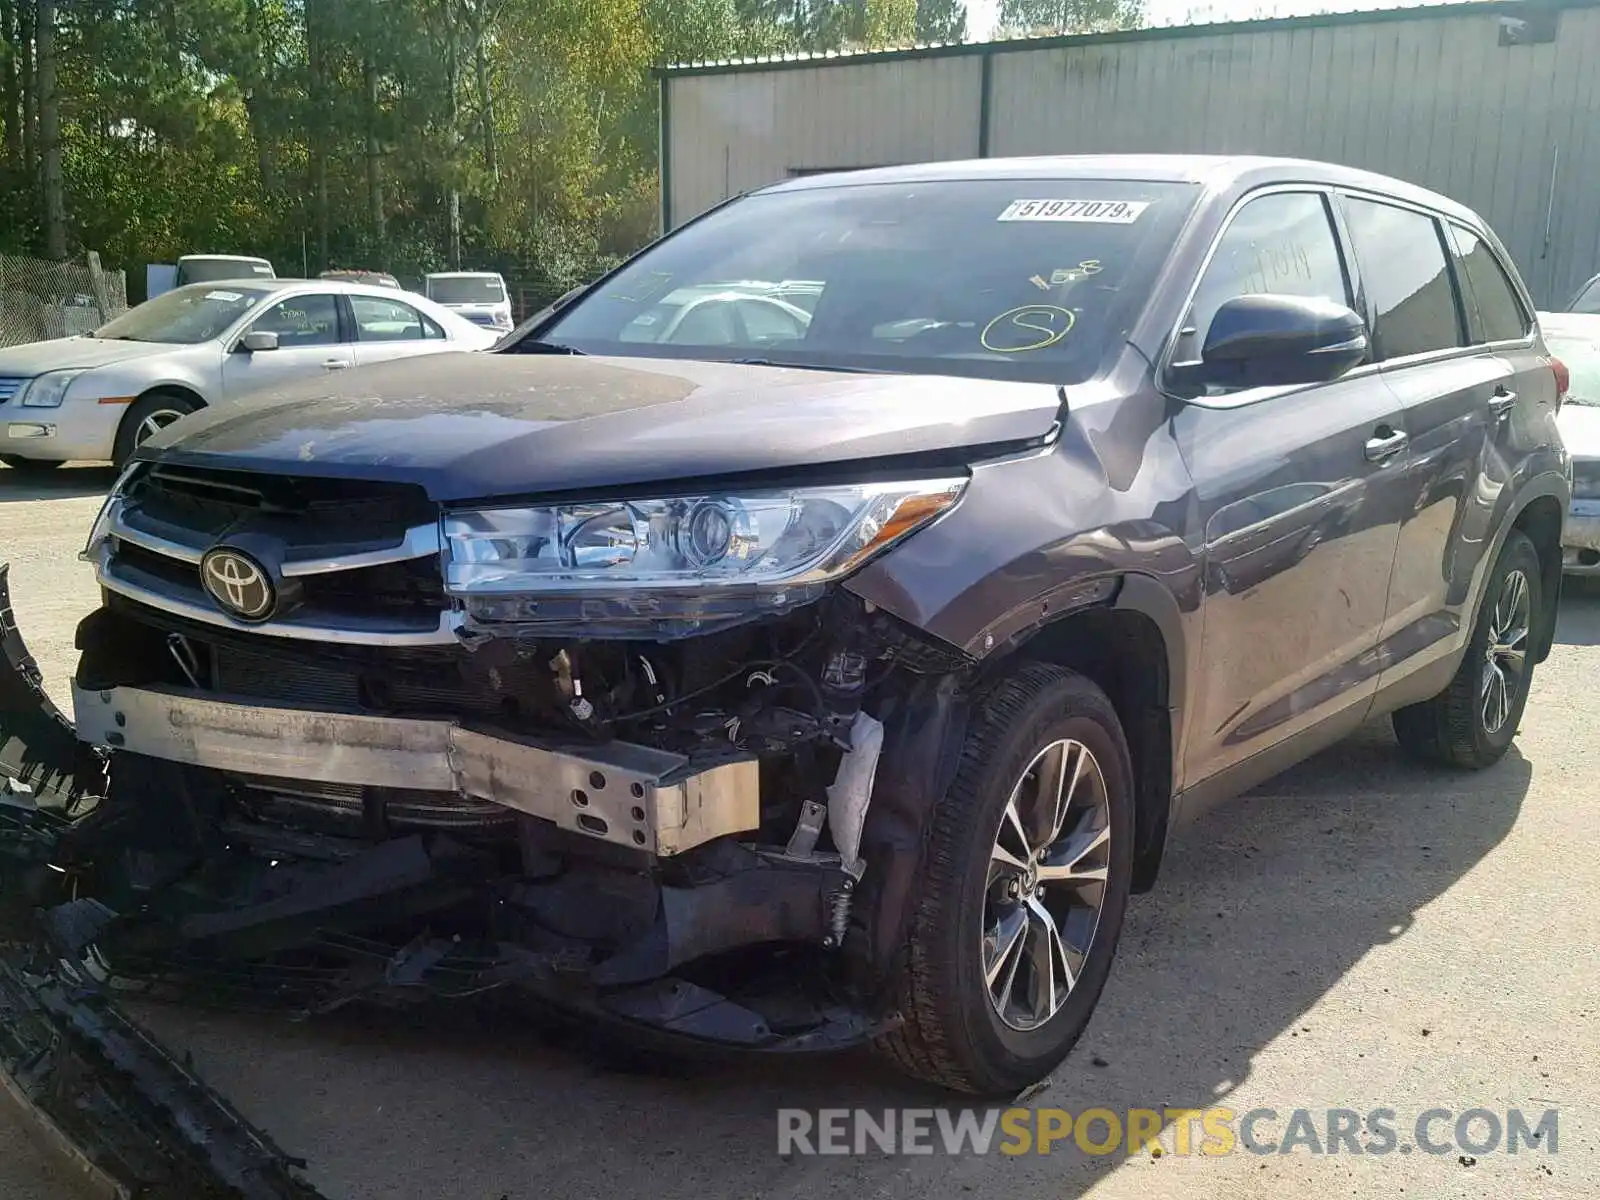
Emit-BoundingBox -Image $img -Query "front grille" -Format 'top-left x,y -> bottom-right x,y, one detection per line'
232,774 -> 516,832
127,464 -> 435,545
112,539 -> 446,623
101,464 -> 451,643
0,377 -> 27,403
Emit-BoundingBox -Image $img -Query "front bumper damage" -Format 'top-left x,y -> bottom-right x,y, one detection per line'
0,557 -> 979,1194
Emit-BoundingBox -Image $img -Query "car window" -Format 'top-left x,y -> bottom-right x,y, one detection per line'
94,285 -> 271,344
1182,191 -> 1352,365
1543,329 -> 1600,407
736,298 -> 809,343
1342,197 -> 1462,360
670,299 -> 740,345
426,276 -> 506,304
249,294 -> 341,347
1570,278 -> 1600,315
1447,226 -> 1530,343
539,178 -> 1200,385
350,296 -> 441,342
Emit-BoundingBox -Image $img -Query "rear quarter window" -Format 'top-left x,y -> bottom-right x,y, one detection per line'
1447,225 -> 1531,343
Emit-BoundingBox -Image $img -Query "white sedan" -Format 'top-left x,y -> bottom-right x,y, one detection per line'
0,279 -> 498,470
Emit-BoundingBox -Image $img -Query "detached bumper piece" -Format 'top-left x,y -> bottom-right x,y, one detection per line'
1,571 -> 329,1200
0,944 -> 327,1200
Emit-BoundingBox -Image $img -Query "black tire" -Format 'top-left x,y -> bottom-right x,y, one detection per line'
113,391 -> 199,466
1392,529 -> 1542,769
874,663 -> 1135,1095
0,454 -> 64,473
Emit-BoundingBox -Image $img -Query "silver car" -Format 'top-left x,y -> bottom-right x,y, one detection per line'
1538,311 -> 1600,574
0,279 -> 496,471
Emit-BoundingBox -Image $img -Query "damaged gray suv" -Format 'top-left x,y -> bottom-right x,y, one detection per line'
2,156 -> 1572,1099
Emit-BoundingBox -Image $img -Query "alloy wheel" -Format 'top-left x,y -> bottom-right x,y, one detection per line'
135,409 -> 187,446
981,738 -> 1112,1032
1482,567 -> 1531,735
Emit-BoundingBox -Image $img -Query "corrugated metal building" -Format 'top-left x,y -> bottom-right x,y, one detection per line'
658,0 -> 1600,306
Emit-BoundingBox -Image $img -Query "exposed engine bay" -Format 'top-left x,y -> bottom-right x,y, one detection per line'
0,453 -> 996,1194
0,514 -> 990,1198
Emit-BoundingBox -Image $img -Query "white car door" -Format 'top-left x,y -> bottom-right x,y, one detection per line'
220,292 -> 354,397
349,295 -> 461,366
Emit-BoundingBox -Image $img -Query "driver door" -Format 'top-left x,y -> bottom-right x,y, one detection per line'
1173,188 -> 1411,790
221,292 -> 353,397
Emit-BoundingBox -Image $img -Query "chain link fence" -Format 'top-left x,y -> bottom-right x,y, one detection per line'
0,254 -> 128,348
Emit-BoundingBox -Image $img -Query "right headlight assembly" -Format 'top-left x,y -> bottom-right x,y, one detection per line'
442,477 -> 967,638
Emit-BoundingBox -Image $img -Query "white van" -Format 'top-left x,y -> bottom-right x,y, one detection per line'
424,271 -> 512,332
175,255 -> 276,287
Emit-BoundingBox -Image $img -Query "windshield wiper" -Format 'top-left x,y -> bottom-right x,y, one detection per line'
504,338 -> 585,355
727,357 -> 884,374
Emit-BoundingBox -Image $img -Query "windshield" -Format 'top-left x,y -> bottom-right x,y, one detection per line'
428,276 -> 506,304
1570,278 -> 1600,315
1547,330 -> 1600,406
537,178 -> 1199,383
94,285 -> 271,344
178,258 -> 274,285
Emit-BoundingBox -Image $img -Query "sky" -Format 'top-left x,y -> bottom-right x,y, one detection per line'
964,0 -> 1444,41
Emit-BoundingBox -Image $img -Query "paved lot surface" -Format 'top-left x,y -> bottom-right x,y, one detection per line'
3,461 -> 1597,1199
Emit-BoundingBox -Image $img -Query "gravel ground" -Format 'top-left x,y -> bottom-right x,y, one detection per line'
2,462 -> 1596,1199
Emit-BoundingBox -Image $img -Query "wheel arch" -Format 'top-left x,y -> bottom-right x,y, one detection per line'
995,573 -> 1184,893
1510,491 -> 1563,665
114,385 -> 208,462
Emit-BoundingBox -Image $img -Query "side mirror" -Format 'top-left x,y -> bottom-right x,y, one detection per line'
1176,294 -> 1369,391
238,330 -> 280,353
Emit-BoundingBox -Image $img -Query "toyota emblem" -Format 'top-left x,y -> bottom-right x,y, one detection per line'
199,547 -> 276,621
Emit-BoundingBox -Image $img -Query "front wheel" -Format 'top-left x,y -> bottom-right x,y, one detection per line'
874,664 -> 1135,1095
1392,529 -> 1542,769
113,392 -> 199,466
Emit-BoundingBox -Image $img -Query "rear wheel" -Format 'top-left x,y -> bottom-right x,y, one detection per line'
113,392 -> 199,466
0,455 -> 64,473
1393,529 -> 1541,769
874,664 -> 1135,1095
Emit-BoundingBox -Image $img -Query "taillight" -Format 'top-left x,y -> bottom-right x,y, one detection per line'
1551,355 -> 1570,411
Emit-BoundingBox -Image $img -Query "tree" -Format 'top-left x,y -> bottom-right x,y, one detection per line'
996,0 -> 1142,36
38,0 -> 65,258
915,0 -> 967,42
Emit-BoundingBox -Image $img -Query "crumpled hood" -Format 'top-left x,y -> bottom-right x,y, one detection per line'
136,353 -> 1064,501
0,337 -> 175,375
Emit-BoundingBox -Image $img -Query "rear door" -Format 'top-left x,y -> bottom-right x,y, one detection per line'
1172,188 -> 1410,786
347,294 -> 455,366
1333,196 -> 1544,698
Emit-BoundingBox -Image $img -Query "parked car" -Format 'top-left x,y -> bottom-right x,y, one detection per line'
617,284 -> 815,345
175,254 -> 276,287
320,269 -> 402,290
1536,310 -> 1599,573
424,270 -> 513,331
0,156 -> 1570,1097
1565,273 -> 1600,314
0,279 -> 497,469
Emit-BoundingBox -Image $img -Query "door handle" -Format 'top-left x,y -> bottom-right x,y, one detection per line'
1490,387 -> 1517,418
1364,426 -> 1408,463
323,360 -> 351,371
